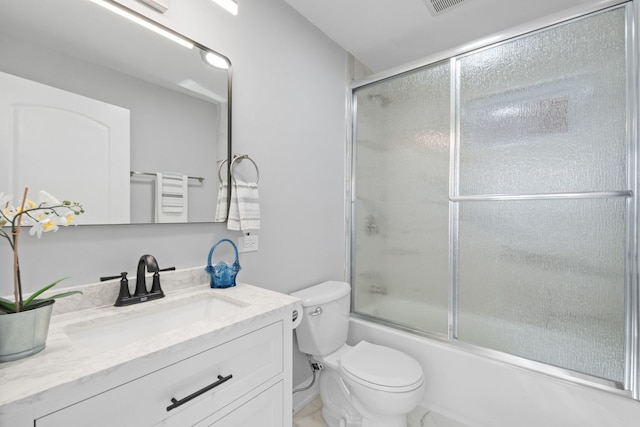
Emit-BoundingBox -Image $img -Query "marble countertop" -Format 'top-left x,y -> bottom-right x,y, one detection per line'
0,268 -> 300,414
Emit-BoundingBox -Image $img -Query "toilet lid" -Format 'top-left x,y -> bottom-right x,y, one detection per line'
340,341 -> 423,389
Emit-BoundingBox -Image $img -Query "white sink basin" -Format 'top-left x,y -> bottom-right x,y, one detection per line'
64,293 -> 246,352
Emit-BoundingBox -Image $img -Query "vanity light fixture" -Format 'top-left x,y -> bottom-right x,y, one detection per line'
88,0 -> 194,49
200,50 -> 230,69
209,0 -> 238,16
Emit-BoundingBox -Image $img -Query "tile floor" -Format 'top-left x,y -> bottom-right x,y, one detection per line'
293,397 -> 327,427
293,397 -> 468,427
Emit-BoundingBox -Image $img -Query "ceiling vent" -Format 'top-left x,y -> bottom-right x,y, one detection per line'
423,0 -> 469,15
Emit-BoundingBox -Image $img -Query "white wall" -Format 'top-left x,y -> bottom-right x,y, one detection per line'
0,0 -> 348,384
0,0 -> 348,292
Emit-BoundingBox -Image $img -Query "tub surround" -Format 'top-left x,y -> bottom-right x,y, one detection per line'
0,267 -> 299,425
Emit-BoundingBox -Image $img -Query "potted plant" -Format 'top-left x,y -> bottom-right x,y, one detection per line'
0,187 -> 84,362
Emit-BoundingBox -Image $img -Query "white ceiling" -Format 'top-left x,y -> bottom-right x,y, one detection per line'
282,0 -> 615,73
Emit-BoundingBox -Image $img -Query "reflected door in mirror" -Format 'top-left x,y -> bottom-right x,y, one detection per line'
0,71 -> 130,224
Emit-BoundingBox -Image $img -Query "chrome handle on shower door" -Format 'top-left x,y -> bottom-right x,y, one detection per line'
310,307 -> 323,316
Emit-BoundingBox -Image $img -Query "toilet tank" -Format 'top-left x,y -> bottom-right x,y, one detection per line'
290,281 -> 351,356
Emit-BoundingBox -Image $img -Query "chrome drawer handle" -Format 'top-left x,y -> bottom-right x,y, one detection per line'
309,307 -> 323,316
166,373 -> 233,411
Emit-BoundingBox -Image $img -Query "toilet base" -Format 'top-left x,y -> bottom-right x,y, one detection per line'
318,367 -> 361,427
344,374 -> 423,427
317,361 -> 415,427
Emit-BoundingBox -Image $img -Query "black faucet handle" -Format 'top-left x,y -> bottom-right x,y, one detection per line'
149,266 -> 172,296
114,272 -> 131,306
150,271 -> 164,295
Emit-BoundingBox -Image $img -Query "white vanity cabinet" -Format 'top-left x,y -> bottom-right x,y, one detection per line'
34,320 -> 288,427
0,281 -> 297,427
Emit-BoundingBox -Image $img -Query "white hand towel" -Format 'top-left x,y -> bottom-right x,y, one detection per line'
155,172 -> 188,223
227,179 -> 260,232
214,181 -> 228,222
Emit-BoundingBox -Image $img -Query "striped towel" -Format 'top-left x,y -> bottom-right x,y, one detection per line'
214,181 -> 228,222
227,179 -> 260,232
155,172 -> 188,223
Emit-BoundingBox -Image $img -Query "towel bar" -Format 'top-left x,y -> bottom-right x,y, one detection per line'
130,171 -> 204,183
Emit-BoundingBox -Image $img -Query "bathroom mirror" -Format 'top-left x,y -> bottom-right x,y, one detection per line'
0,0 -> 231,224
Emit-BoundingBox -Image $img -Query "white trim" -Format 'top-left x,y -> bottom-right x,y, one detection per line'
292,381 -> 320,415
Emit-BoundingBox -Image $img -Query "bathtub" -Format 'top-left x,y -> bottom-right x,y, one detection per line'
347,314 -> 640,427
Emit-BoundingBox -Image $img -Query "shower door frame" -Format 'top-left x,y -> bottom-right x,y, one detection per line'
348,0 -> 640,399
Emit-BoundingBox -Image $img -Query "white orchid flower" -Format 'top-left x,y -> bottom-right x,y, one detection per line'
38,190 -> 61,207
3,187 -> 84,314
0,193 -> 10,226
2,202 -> 21,224
15,198 -> 36,213
28,221 -> 44,238
1,203 -> 16,221
29,216 -> 59,238
58,212 -> 77,226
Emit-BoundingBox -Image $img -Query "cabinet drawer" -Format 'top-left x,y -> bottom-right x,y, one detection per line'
36,321 -> 283,427
194,381 -> 283,427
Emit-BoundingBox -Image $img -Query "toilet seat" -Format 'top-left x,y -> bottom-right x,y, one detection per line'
340,341 -> 424,393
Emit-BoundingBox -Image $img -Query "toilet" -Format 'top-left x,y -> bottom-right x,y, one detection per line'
291,281 -> 424,427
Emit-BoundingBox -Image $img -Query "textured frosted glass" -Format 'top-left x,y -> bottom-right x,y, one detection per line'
458,8 -> 627,195
457,198 -> 626,382
352,62 -> 450,336
351,5 -> 631,385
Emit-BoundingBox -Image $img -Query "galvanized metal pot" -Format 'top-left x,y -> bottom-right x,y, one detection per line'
0,300 -> 54,362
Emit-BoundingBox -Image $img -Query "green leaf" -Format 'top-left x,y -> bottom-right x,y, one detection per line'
1,278 -> 83,313
0,297 -> 17,313
22,277 -> 69,307
22,299 -> 53,310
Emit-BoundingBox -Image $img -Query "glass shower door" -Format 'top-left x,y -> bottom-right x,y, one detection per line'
352,63 -> 451,336
453,7 -> 630,383
350,3 -> 635,389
